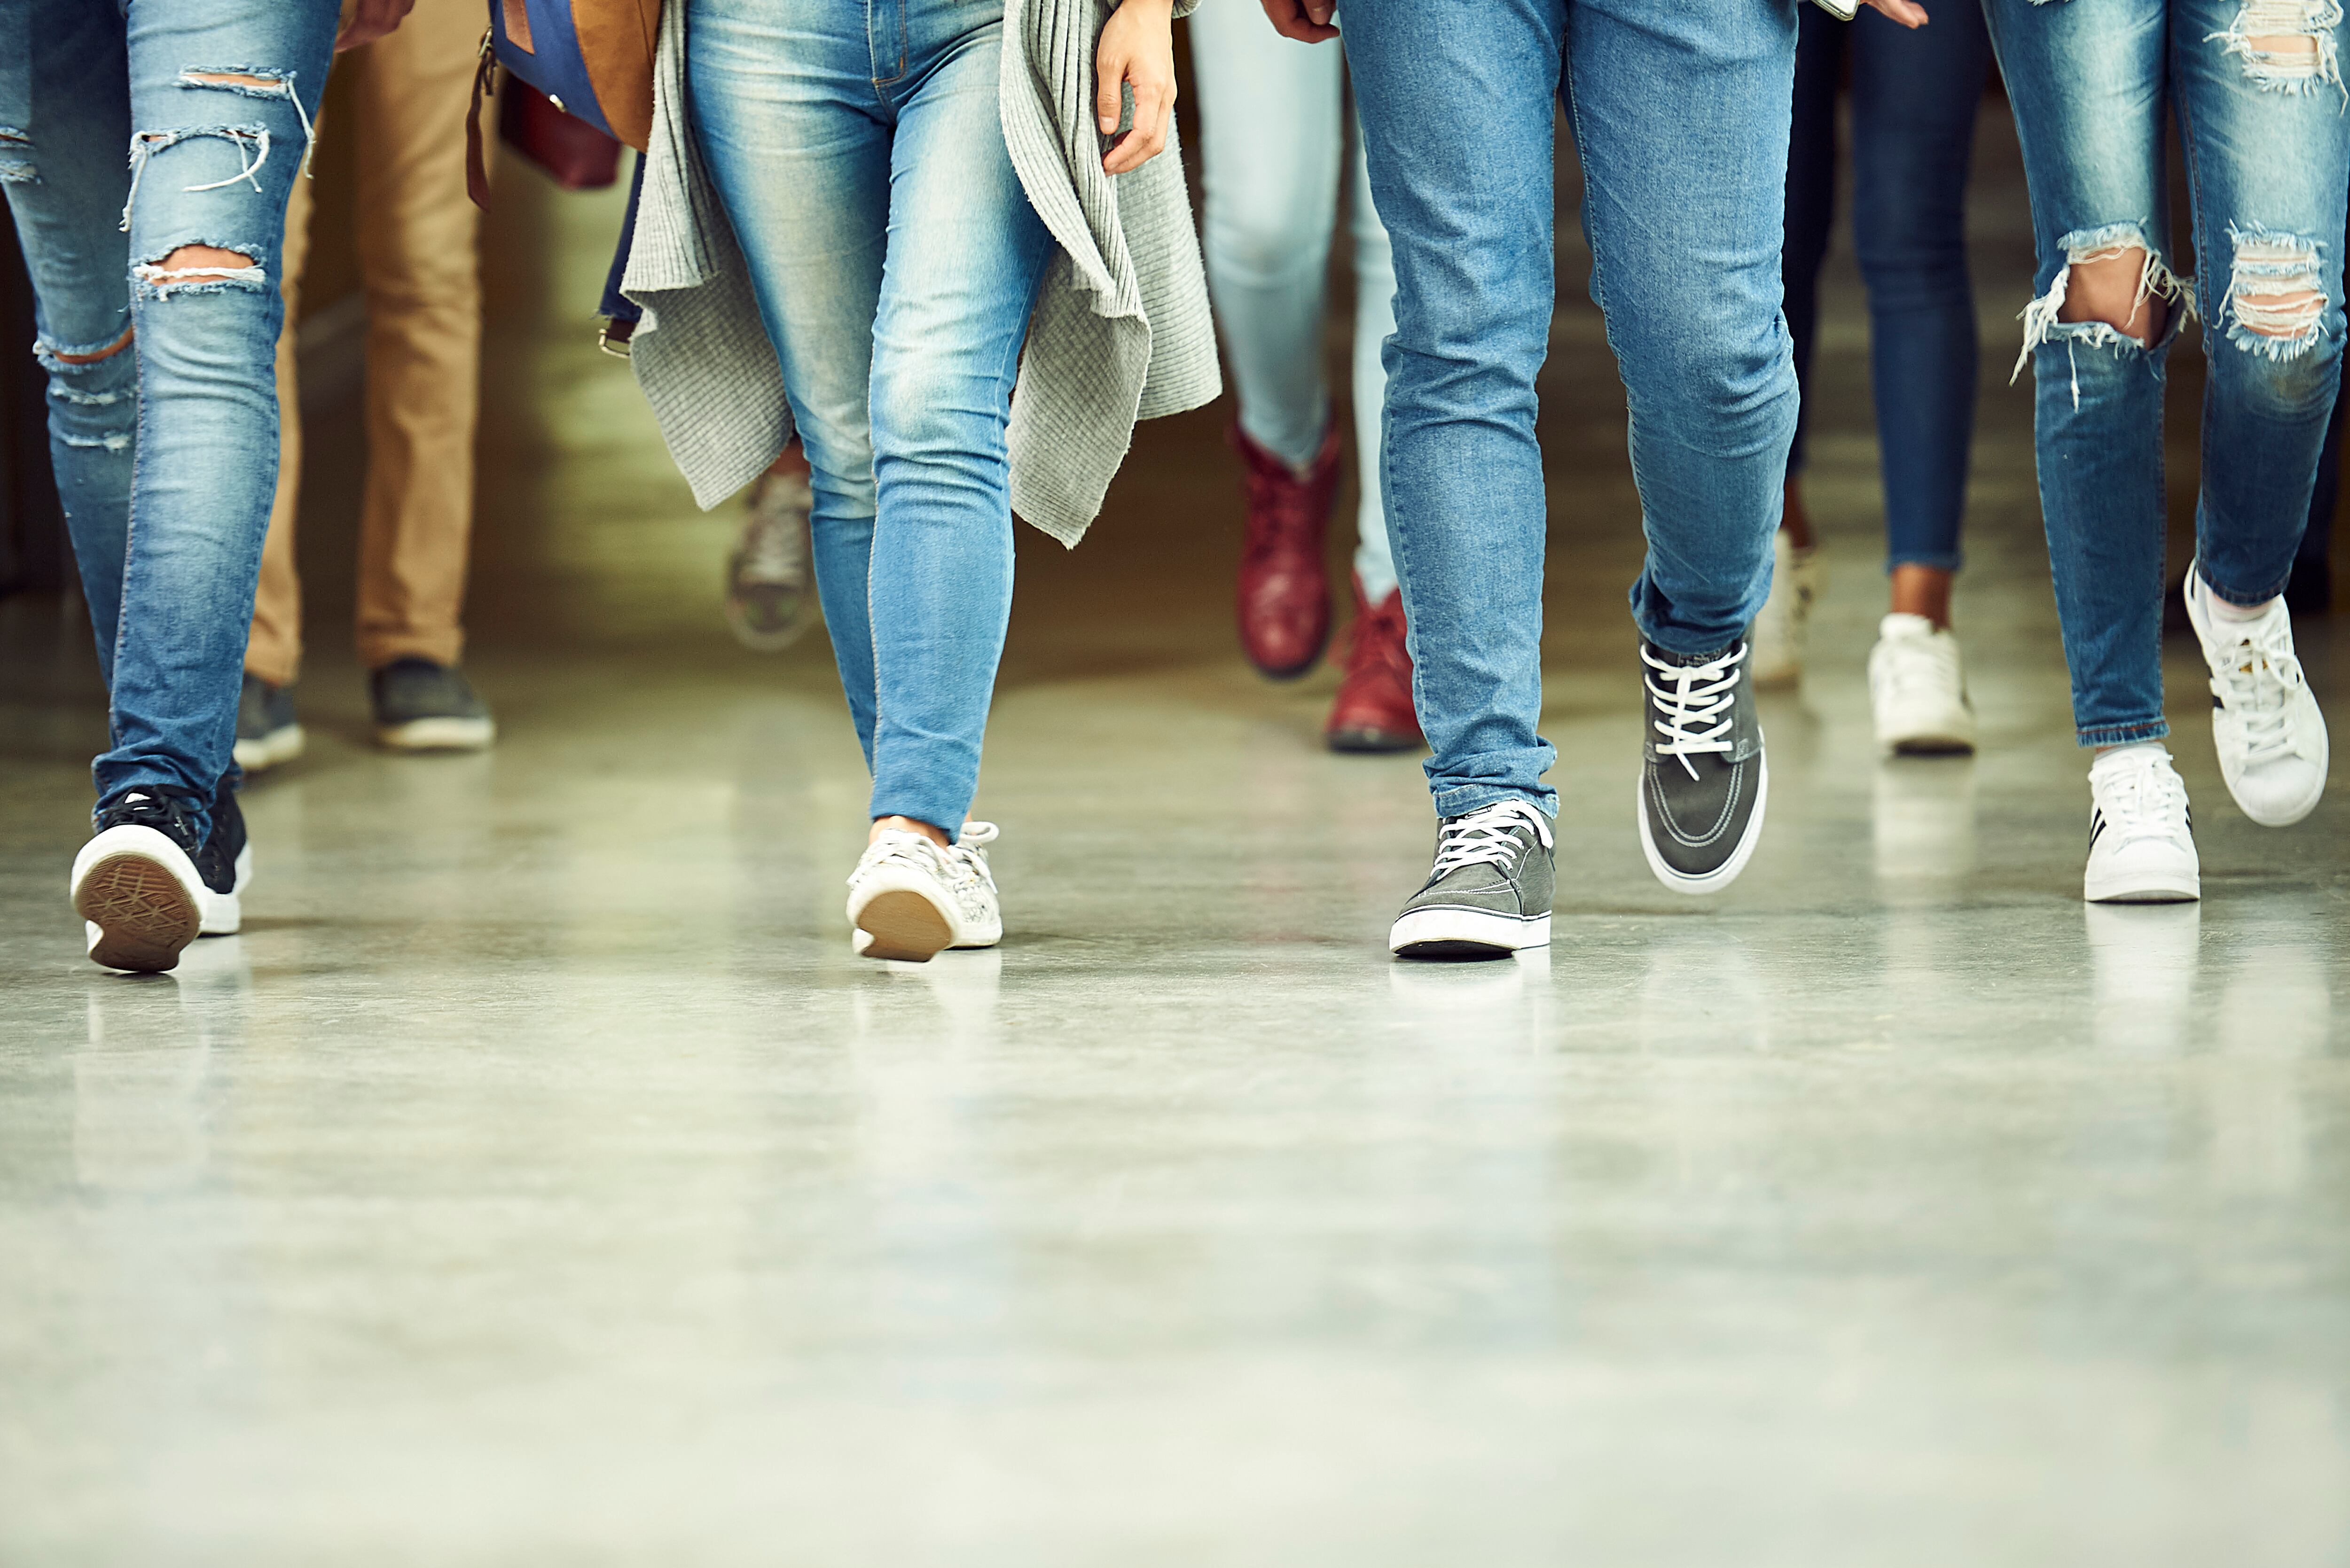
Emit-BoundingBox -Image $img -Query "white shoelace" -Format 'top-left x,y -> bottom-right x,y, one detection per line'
2094,750 -> 2190,845
1643,643 -> 1748,780
1431,800 -> 1552,877
736,507 -> 806,587
2207,608 -> 2308,767
1876,626 -> 1964,702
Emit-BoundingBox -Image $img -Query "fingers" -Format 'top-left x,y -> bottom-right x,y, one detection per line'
1859,0 -> 1931,26
1095,41 -> 1127,134
1258,0 -> 1341,42
1103,68 -> 1174,174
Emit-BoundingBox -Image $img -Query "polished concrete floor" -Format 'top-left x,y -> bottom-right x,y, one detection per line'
5,110 -> 2350,1566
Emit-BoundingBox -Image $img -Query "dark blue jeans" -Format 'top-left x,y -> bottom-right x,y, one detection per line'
1783,0 -> 1991,576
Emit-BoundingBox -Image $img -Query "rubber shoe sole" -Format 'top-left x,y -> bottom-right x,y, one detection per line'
233,721 -> 306,773
2084,866 -> 2201,904
1636,753 -> 1770,896
1390,907 -> 1550,959
72,827 -> 205,972
853,888 -> 956,963
377,715 -> 496,753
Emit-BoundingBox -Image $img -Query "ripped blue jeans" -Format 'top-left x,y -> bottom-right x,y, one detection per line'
0,0 -> 335,835
1986,0 -> 2350,747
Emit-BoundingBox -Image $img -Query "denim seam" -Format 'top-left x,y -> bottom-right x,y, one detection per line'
2077,719 -> 2170,748
1430,783 -> 1554,822
2197,558 -> 2298,607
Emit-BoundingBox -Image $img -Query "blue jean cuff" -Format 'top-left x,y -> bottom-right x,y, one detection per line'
2195,558 -> 2294,608
1428,783 -> 1557,821
1638,624 -> 1748,660
1887,552 -> 1963,574
2076,719 -> 2170,749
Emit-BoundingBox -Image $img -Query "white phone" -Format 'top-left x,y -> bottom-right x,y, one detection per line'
1811,0 -> 1860,16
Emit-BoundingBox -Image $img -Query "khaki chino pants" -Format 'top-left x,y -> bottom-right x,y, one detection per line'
247,0 -> 485,686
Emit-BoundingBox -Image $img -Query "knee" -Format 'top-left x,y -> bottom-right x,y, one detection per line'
869,369 -> 1007,484
1204,203 -> 1327,289
133,243 -> 265,298
2219,225 -> 2332,374
37,324 -> 138,451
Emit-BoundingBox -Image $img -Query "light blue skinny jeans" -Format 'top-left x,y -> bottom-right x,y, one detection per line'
1339,0 -> 1801,819
689,0 -> 1054,840
1985,0 -> 2350,747
2,0 -> 335,839
1190,0 -> 1397,602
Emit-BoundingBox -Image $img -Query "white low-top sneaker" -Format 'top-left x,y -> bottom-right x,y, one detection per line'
1749,530 -> 1819,691
846,822 -> 1003,962
2083,746 -> 2199,904
1868,612 -> 1976,754
2182,563 -> 2328,827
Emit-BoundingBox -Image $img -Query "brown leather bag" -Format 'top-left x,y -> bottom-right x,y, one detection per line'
469,0 -> 658,206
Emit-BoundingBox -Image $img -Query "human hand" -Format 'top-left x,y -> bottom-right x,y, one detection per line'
1857,0 -> 1930,26
1099,0 -> 1178,174
337,0 -> 415,51
1259,0 -> 1340,42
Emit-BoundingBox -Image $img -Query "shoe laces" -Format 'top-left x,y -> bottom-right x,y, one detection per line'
96,791 -> 200,849
1643,643 -> 1747,780
2093,751 -> 2190,844
2207,609 -> 2307,767
1875,624 -> 1963,704
1430,800 -> 1552,878
736,506 -> 807,587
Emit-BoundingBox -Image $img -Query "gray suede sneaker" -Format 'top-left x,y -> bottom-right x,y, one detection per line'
1637,637 -> 1768,895
370,659 -> 496,752
1388,799 -> 1555,959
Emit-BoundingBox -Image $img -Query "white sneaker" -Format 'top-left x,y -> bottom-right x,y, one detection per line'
2083,746 -> 2200,904
1750,531 -> 1818,691
2182,563 -> 2328,827
846,822 -> 1003,962
1868,612 -> 1976,754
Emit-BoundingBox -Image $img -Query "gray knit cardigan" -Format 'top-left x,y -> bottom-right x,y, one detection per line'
620,0 -> 1219,546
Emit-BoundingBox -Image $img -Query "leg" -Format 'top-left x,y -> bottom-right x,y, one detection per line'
247,167 -> 311,690
1565,0 -> 1801,656
863,11 -> 1056,835
1340,0 -> 1563,819
1781,3 -> 1847,547
2176,0 -> 2350,608
1189,0 -> 1344,469
347,0 -> 486,672
1850,1 -> 1991,624
688,0 -> 889,766
1,0 -> 137,686
1982,0 -> 2173,749
1346,118 -> 1399,602
105,1 -> 339,829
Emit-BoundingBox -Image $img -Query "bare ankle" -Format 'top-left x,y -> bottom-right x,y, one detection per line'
1890,564 -> 1955,631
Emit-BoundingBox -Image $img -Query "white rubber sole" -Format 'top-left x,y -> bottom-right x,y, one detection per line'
198,843 -> 254,936
233,722 -> 306,773
377,716 -> 495,753
2084,866 -> 2201,904
1637,752 -> 1770,897
1390,907 -> 1551,959
71,827 -> 206,973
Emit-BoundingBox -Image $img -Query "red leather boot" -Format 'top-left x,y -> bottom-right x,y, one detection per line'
1232,421 -> 1340,678
1326,577 -> 1423,752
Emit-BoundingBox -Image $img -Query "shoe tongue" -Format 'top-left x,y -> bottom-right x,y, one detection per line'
1651,640 -> 1740,669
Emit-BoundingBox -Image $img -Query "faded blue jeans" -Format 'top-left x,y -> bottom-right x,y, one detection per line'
689,0 -> 1055,840
1339,0 -> 1801,819
1985,0 -> 2350,746
2,0 -> 335,838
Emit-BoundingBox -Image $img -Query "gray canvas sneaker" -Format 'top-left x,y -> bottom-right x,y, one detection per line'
1388,799 -> 1555,959
1637,637 -> 1768,895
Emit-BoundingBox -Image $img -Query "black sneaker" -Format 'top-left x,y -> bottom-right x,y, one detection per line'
1637,637 -> 1769,894
371,658 -> 496,752
71,790 -> 209,972
1388,799 -> 1555,959
195,776 -> 252,936
233,674 -> 305,773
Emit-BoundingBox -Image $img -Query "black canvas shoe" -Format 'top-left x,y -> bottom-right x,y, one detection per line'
71,791 -> 209,972
371,658 -> 496,752
195,777 -> 252,936
1388,799 -> 1555,959
1637,637 -> 1769,895
233,674 -> 305,773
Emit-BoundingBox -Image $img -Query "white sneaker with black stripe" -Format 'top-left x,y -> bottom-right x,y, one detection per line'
2181,563 -> 2327,827
2083,745 -> 2199,904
